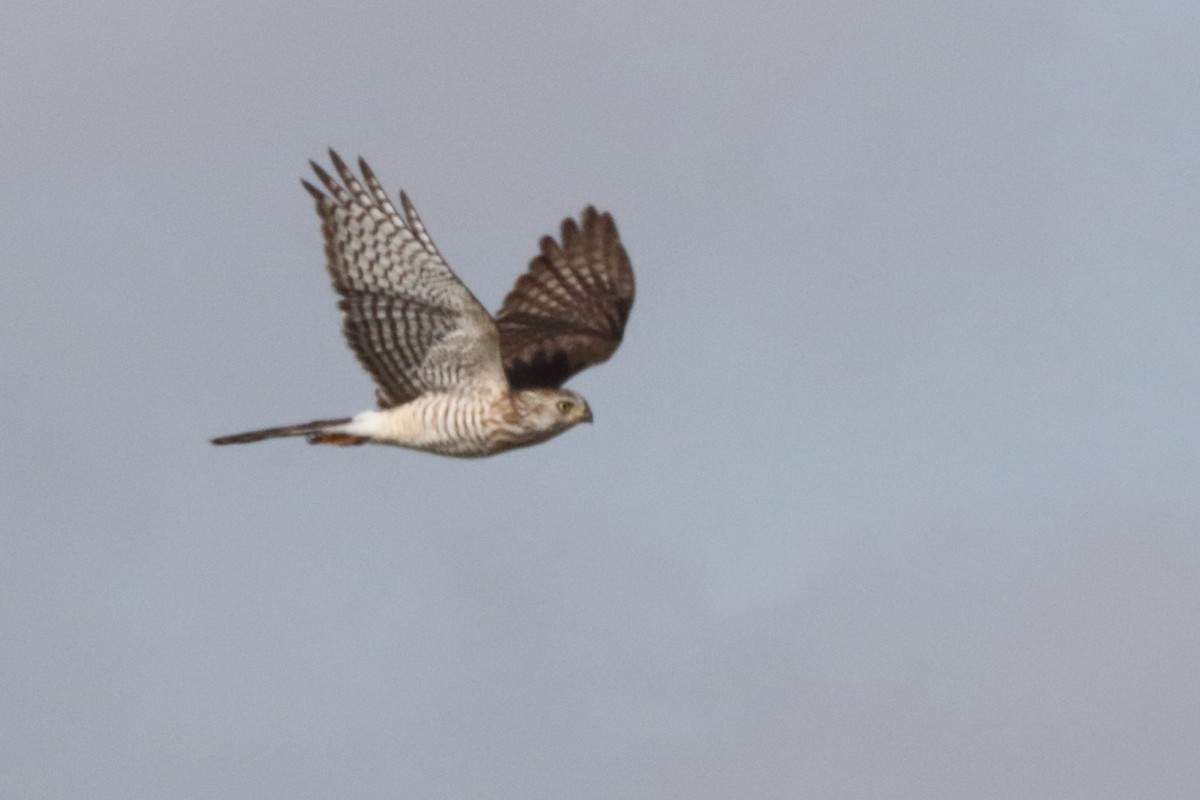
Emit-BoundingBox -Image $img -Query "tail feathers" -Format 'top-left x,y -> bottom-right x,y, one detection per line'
211,417 -> 364,446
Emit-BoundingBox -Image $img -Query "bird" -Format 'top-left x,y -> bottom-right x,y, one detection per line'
211,150 -> 634,457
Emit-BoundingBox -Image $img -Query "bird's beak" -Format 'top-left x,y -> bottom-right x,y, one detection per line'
577,405 -> 594,424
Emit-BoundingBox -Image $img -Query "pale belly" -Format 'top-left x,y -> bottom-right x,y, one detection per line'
338,392 -> 504,457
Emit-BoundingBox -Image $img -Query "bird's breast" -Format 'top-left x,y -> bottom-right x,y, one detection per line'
353,390 -> 510,456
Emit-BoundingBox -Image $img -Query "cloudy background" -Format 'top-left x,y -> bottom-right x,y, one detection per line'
3,1 -> 1199,797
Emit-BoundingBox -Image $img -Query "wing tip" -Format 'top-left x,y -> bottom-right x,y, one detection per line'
327,148 -> 348,173
357,155 -> 377,182
300,178 -> 324,201
309,159 -> 336,191
559,216 -> 580,245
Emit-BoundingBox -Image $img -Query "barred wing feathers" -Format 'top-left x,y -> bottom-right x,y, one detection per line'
497,207 -> 635,389
303,151 -> 503,407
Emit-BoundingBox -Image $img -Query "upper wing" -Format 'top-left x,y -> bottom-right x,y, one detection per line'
496,207 -> 635,389
304,151 -> 505,407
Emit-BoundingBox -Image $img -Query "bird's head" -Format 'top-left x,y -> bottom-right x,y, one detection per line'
512,388 -> 594,437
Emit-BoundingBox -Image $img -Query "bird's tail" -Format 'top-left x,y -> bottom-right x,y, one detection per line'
211,417 -> 366,446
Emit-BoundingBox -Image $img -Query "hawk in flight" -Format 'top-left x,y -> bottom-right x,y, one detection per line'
212,151 -> 634,457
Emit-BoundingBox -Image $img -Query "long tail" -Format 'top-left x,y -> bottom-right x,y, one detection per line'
211,417 -> 366,446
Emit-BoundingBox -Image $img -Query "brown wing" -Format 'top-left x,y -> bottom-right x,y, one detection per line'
496,207 -> 635,389
303,150 -> 504,408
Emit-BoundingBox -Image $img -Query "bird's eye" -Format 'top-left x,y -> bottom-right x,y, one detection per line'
556,399 -> 575,414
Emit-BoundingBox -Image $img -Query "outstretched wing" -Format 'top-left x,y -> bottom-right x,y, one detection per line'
496,207 -> 635,389
304,151 -> 505,408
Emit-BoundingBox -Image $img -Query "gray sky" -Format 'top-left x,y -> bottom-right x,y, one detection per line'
3,1 -> 1199,797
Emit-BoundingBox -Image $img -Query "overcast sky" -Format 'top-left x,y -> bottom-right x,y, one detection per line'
3,1 -> 1199,798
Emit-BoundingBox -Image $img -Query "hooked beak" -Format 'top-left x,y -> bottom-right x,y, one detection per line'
576,405 -> 594,424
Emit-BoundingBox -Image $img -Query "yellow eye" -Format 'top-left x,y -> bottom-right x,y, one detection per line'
556,399 -> 575,414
